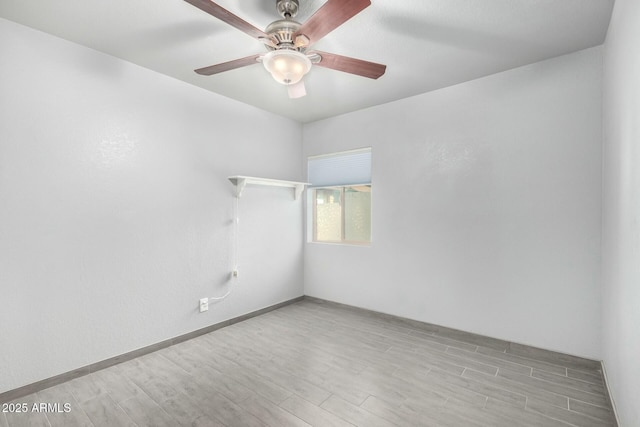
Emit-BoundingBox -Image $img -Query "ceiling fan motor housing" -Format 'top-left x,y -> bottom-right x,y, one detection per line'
265,19 -> 303,50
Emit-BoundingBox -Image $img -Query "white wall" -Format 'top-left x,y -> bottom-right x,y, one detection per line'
602,0 -> 640,424
304,47 -> 602,359
0,18 -> 304,393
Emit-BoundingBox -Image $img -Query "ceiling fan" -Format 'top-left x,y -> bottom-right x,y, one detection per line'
184,0 -> 387,98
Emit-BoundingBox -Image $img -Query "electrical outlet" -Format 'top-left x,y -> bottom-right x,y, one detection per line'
232,269 -> 239,278
199,298 -> 209,313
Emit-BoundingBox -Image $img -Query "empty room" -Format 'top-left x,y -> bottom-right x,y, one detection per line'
0,0 -> 638,426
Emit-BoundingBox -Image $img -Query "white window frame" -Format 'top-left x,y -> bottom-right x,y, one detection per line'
308,148 -> 372,246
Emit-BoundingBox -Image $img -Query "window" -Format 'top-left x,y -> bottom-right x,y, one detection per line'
308,148 -> 371,244
313,185 -> 371,243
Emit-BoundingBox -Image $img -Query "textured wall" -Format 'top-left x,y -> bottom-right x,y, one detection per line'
303,47 -> 602,359
0,18 -> 304,393
602,0 -> 640,424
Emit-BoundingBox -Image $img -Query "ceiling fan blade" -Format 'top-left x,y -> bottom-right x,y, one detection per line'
184,0 -> 269,40
288,81 -> 307,99
311,51 -> 386,79
195,54 -> 262,76
294,0 -> 371,46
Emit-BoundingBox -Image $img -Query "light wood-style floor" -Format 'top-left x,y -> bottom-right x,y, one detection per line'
2,299 -> 616,427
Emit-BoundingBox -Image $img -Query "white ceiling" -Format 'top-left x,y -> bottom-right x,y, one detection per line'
0,0 -> 614,123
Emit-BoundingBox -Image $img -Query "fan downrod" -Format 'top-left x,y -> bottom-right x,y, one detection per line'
276,0 -> 299,19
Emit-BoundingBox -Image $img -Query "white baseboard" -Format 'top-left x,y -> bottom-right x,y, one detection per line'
600,360 -> 621,427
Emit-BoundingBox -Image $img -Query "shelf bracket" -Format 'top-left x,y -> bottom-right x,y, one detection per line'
294,184 -> 305,200
235,177 -> 247,198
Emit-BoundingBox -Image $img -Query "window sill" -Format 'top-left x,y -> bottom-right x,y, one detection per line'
308,240 -> 371,247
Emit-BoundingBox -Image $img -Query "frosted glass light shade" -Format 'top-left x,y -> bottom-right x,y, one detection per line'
262,50 -> 311,85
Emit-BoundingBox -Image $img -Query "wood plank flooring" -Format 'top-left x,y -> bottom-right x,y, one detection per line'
2,299 -> 616,426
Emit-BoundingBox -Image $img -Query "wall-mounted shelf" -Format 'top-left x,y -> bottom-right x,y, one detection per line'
228,176 -> 310,200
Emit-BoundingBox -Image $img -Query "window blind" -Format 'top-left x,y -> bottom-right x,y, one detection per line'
307,148 -> 371,187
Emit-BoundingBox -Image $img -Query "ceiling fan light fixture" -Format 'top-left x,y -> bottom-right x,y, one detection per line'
262,50 -> 311,85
